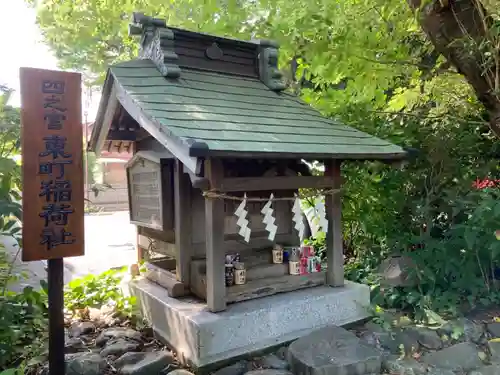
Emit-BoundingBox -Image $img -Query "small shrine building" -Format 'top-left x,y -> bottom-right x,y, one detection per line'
89,13 -> 407,368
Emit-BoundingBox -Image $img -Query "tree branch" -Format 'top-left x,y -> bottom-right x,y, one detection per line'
407,0 -> 500,137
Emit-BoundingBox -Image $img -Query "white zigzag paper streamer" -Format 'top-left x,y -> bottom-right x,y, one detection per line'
261,194 -> 277,241
292,195 -> 305,239
315,201 -> 328,234
234,194 -> 251,243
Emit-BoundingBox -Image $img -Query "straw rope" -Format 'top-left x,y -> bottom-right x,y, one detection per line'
202,188 -> 340,202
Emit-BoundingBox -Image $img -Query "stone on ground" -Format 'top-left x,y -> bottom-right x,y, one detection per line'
405,326 -> 442,350
376,330 -> 419,356
382,356 -> 427,375
66,352 -> 106,375
438,318 -> 485,343
65,337 -> 85,353
378,255 -> 417,287
95,327 -> 142,346
487,322 -> 500,338
100,338 -> 142,357
426,369 -> 455,375
168,370 -> 196,375
487,341 -> 500,363
114,351 -> 174,375
244,370 -> 292,375
275,346 -> 288,360
69,321 -> 96,337
288,326 -> 382,375
422,342 -> 484,372
212,360 -> 250,375
259,354 -> 289,370
469,364 -> 500,375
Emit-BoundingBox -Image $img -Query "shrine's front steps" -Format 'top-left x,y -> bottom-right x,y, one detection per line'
128,278 -> 370,369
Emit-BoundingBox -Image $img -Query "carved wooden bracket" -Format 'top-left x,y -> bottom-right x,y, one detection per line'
129,13 -> 181,79
254,39 -> 287,91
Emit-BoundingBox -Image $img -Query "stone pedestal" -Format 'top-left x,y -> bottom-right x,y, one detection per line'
129,278 -> 370,368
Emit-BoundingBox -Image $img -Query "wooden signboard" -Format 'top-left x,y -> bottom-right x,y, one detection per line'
127,157 -> 163,230
20,68 -> 84,261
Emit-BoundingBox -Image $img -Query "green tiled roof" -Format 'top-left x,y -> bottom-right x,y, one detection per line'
110,59 -> 406,159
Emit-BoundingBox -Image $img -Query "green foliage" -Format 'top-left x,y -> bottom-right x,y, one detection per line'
0,284 -> 49,370
28,0 -> 500,323
303,232 -> 326,261
343,149 -> 499,321
65,267 -> 136,317
27,0 -> 486,122
0,85 -> 48,371
0,88 -> 135,369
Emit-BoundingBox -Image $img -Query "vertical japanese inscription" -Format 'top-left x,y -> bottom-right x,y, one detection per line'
20,68 -> 84,261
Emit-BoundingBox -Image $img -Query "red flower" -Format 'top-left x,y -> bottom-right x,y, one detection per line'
472,178 -> 500,190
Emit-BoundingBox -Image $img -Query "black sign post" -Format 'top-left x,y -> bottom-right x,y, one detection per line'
48,258 -> 65,375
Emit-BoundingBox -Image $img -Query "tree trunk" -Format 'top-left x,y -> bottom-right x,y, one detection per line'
407,0 -> 500,137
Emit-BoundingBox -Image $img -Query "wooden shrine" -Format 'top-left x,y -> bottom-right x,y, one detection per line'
89,13 -> 407,312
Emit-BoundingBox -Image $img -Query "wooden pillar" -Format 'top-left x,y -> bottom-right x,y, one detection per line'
324,159 -> 344,286
204,158 -> 226,312
174,160 -> 192,284
137,231 -> 143,263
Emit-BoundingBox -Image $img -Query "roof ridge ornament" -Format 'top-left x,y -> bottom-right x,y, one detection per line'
253,39 -> 287,92
129,13 -> 181,79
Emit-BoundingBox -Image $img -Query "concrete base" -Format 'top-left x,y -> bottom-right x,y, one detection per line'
129,278 -> 371,368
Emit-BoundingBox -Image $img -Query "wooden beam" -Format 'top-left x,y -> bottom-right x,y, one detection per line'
143,261 -> 188,297
137,232 -> 143,264
216,175 -> 334,192
204,158 -> 226,312
184,168 -> 210,190
324,160 -> 344,287
174,160 -> 192,285
96,84 -> 118,154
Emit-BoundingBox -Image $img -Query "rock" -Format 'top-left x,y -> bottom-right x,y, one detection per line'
422,342 -> 484,372
100,338 -> 142,357
426,369 -> 455,375
469,364 -> 500,375
244,371 -> 292,375
288,326 -> 382,375
363,321 -> 386,334
464,320 -> 486,344
88,307 -> 102,321
168,370 -> 195,375
275,347 -> 288,360
65,337 -> 85,353
377,330 -> 419,356
487,322 -> 500,338
259,354 -> 289,370
382,355 -> 427,375
405,326 -> 442,350
213,361 -> 250,375
140,326 -> 154,339
66,352 -> 106,375
487,341 -> 500,363
95,327 -> 142,346
88,305 -> 119,326
69,321 -> 95,337
439,318 -> 485,344
114,351 -> 175,375
378,255 -> 417,287
358,332 -> 379,347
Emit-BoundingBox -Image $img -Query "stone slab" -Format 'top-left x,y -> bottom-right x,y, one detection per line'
288,326 -> 382,375
128,278 -> 370,368
422,342 -> 483,372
